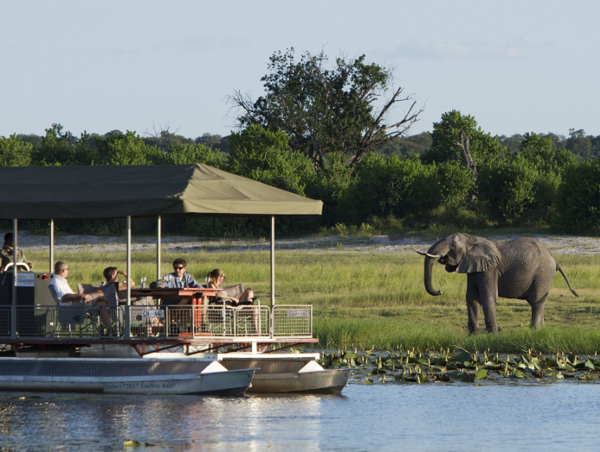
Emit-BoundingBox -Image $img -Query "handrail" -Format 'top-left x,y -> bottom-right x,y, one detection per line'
0,304 -> 312,341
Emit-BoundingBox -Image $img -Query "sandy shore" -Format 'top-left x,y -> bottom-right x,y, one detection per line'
13,232 -> 600,255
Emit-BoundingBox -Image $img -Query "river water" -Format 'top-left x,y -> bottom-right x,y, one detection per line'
1,382 -> 599,451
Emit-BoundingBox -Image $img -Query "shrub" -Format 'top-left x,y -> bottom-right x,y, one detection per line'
477,156 -> 538,225
553,160 -> 600,234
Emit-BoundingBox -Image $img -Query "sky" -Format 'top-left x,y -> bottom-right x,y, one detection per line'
1,1 -> 599,140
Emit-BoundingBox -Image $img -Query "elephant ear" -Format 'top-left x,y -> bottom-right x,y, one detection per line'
457,238 -> 501,273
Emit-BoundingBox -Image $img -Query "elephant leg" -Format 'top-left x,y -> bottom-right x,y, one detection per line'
481,294 -> 498,333
466,285 -> 481,333
529,292 -> 549,329
475,273 -> 499,333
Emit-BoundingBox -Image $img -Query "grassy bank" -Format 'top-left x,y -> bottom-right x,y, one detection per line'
26,248 -> 600,354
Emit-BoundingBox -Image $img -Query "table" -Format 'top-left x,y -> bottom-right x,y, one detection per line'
130,288 -> 220,336
130,287 -> 219,301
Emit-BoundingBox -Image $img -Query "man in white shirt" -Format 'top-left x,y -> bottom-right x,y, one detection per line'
49,261 -> 112,332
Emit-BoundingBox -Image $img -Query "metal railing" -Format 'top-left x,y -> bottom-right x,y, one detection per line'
272,305 -> 313,337
0,304 -> 312,340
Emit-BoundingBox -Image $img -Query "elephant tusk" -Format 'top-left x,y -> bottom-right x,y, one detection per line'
414,248 -> 441,259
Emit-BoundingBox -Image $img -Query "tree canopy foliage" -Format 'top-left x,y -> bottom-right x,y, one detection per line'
3,113 -> 600,236
5,35 -> 600,239
231,48 -> 422,172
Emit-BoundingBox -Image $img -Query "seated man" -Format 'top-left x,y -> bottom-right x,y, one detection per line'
164,258 -> 202,289
0,233 -> 32,271
49,261 -> 112,332
160,258 -> 203,306
102,266 -> 135,303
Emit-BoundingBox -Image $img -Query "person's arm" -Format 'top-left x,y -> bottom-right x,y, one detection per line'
116,270 -> 134,289
61,292 -> 88,303
184,273 -> 202,288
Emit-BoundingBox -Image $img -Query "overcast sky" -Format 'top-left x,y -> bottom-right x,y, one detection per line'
2,1 -> 598,140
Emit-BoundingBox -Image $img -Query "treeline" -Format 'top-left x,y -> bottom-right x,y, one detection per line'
1,113 -> 599,237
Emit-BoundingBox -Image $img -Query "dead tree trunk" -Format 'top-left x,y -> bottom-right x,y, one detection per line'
456,129 -> 477,200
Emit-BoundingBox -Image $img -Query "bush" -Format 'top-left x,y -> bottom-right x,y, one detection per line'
342,155 -> 474,228
477,156 -> 538,225
553,160 -> 600,234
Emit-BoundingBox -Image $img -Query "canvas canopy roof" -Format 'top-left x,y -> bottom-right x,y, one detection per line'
0,164 -> 323,220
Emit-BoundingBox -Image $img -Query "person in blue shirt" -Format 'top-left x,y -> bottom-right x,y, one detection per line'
164,258 -> 202,289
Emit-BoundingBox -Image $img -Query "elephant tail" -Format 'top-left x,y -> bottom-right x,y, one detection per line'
557,262 -> 579,297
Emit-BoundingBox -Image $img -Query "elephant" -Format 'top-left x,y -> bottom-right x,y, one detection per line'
416,233 -> 578,333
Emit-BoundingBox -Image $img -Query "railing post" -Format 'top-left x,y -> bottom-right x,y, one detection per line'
124,216 -> 131,339
270,215 -> 275,339
10,220 -> 17,339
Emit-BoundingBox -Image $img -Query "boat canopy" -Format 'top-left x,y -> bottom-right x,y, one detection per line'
0,164 -> 323,220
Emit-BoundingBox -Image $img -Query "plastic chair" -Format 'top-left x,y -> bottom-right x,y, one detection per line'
49,284 -> 99,337
206,285 -> 260,336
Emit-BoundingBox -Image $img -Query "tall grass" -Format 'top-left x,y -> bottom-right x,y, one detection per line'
25,248 -> 600,354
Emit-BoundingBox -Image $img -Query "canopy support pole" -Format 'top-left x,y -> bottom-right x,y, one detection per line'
124,216 -> 131,339
156,216 -> 162,281
49,219 -> 54,273
270,216 -> 275,338
10,220 -> 17,340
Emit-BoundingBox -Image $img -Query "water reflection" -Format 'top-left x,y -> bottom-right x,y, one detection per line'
0,384 -> 599,450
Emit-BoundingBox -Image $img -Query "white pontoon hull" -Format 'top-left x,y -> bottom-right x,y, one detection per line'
0,358 -> 255,396
216,354 -> 351,394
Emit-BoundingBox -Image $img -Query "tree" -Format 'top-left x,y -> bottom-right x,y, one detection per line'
153,143 -> 223,167
227,125 -> 313,195
520,133 -> 576,174
423,110 -> 505,180
477,156 -> 538,225
518,132 -> 576,222
343,153 -> 465,226
95,131 -> 160,166
565,128 -> 592,159
378,132 -> 432,158
554,159 -> 600,234
231,48 -> 423,172
33,124 -> 80,165
0,134 -> 34,166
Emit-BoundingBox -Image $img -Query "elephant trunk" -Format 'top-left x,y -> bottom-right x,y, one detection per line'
424,255 -> 442,296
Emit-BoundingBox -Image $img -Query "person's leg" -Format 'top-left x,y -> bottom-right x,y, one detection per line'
94,299 -> 112,331
239,288 -> 254,304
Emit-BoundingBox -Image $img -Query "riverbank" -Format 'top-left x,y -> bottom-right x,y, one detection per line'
14,231 -> 600,255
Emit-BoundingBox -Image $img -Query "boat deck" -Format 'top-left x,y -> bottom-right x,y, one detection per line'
0,304 -> 318,355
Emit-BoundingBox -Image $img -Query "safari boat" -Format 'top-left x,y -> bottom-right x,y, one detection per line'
0,165 -> 351,395
0,357 -> 255,396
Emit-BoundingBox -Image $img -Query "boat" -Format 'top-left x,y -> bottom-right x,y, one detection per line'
215,352 -> 351,394
0,164 -> 351,394
142,350 -> 351,395
0,357 -> 255,396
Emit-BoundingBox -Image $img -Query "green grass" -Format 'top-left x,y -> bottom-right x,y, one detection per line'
26,248 -> 600,354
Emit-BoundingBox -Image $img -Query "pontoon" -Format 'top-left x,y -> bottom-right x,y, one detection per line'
0,164 -> 351,394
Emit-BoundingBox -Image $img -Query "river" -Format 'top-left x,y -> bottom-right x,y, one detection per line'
1,381 -> 598,451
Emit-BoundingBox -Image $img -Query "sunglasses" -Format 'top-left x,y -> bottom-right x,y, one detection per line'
175,266 -> 185,270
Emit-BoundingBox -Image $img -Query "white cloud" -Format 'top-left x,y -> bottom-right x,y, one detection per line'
177,36 -> 251,53
387,39 -> 529,60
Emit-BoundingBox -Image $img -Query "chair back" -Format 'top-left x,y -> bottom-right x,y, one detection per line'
99,283 -> 118,307
48,284 -> 60,305
224,284 -> 244,298
77,283 -> 101,294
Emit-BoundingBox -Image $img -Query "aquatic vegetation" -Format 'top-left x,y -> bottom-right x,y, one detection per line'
320,348 -> 600,385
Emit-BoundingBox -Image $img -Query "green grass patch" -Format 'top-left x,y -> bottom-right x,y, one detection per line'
25,247 -> 600,354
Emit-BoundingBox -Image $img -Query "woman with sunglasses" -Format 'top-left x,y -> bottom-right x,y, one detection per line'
205,268 -> 254,306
